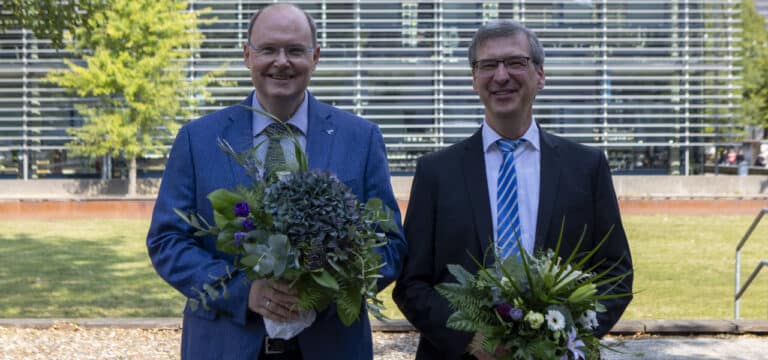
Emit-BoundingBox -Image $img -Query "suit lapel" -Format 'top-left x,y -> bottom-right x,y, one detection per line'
535,127 -> 562,250
224,93 -> 256,187
462,129 -> 494,265
306,95 -> 336,171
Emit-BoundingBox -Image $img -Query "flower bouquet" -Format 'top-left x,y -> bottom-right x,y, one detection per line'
175,110 -> 397,338
436,224 -> 631,360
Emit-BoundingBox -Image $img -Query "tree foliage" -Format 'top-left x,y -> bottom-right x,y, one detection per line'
740,0 -> 768,126
0,0 -> 105,49
45,0 -> 221,195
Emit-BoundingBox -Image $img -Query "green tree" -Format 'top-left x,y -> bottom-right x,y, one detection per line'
46,0 -> 218,196
740,0 -> 768,126
0,0 -> 104,49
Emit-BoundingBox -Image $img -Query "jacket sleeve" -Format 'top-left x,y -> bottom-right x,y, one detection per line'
393,157 -> 474,358
146,125 -> 251,326
362,125 -> 407,291
591,152 -> 634,337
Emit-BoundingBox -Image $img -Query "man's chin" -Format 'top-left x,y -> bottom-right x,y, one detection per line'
258,90 -> 305,104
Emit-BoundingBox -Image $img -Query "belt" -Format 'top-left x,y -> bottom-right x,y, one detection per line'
264,337 -> 301,355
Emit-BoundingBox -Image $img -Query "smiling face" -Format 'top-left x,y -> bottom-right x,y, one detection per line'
472,32 -> 545,138
244,5 -> 319,119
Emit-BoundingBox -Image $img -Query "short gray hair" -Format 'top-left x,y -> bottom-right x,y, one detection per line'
468,20 -> 545,71
247,3 -> 317,48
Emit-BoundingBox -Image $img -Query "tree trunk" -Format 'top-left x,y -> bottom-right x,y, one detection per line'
128,156 -> 137,197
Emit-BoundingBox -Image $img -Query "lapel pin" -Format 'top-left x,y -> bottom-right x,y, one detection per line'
326,129 -> 335,135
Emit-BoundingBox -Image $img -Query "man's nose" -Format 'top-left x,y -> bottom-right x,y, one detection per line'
273,49 -> 290,65
493,63 -> 510,82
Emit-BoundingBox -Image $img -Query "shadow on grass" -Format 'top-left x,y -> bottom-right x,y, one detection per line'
0,232 -> 184,318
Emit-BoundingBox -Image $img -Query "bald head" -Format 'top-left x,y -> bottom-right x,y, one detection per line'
247,4 -> 317,48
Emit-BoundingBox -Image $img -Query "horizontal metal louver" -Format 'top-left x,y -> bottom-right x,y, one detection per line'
0,0 -> 742,178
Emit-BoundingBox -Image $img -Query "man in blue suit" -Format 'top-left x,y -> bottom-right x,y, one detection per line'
146,4 -> 406,359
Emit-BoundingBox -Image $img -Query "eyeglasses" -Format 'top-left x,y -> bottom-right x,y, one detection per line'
472,56 -> 532,75
247,42 -> 314,60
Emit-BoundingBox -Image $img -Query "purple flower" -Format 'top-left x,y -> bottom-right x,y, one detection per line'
234,232 -> 246,246
494,303 -> 523,322
234,201 -> 250,217
561,327 -> 586,360
242,219 -> 256,231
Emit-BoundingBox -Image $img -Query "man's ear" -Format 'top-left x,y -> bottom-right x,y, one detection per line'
243,42 -> 251,69
311,46 -> 320,71
536,65 -> 546,90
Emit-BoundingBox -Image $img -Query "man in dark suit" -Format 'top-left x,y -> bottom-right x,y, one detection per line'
393,20 -> 633,360
146,4 -> 406,359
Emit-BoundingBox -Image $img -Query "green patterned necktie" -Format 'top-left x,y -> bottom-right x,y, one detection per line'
262,122 -> 297,173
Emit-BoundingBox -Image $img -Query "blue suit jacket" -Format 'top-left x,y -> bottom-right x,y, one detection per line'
147,92 -> 406,359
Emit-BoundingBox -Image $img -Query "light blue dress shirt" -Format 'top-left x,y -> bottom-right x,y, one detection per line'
483,119 -> 541,256
250,90 -> 309,171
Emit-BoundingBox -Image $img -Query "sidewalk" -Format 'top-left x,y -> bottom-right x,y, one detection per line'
2,318 -> 768,359
4,318 -> 768,335
602,335 -> 768,360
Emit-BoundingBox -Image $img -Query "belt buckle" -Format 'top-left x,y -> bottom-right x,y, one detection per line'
264,337 -> 285,355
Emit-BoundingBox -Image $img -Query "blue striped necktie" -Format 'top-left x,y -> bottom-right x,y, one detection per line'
496,138 -> 526,260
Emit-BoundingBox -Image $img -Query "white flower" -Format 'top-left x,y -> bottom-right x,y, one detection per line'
578,310 -> 599,329
545,309 -> 566,331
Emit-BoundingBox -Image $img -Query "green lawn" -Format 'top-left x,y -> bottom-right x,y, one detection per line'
1,216 -> 767,319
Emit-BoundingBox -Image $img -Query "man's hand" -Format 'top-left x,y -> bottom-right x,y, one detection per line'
469,332 -> 507,360
473,351 -> 496,360
248,279 -> 300,322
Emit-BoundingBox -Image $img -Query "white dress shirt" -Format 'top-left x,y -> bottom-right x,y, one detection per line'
482,119 -> 541,256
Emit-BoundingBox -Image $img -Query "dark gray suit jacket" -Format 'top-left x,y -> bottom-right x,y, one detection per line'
393,126 -> 633,359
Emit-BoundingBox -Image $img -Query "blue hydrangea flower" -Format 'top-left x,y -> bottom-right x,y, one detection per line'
494,303 -> 523,322
234,232 -> 246,246
242,219 -> 256,231
234,201 -> 250,217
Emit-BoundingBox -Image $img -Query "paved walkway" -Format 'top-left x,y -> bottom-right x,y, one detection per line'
602,335 -> 768,360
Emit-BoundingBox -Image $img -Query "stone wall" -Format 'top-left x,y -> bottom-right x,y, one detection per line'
1,175 -> 767,200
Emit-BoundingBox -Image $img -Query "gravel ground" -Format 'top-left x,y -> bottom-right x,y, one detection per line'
4,325 -> 768,360
0,325 -> 418,360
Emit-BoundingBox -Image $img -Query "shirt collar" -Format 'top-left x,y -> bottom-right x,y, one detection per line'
482,117 -> 541,153
251,90 -> 309,137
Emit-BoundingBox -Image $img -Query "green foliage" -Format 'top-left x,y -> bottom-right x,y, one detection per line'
44,0 -> 225,180
739,0 -> 768,126
0,0 -> 105,49
435,223 -> 630,360
175,137 -> 397,327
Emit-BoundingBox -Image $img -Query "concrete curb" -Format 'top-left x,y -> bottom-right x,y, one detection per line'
2,318 -> 768,335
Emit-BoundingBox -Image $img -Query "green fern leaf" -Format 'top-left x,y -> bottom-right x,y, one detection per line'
336,285 -> 363,326
446,311 -> 480,332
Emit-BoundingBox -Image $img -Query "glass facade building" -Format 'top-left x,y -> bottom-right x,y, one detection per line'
0,0 -> 741,178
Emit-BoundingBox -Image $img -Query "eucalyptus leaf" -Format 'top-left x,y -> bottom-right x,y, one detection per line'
240,254 -> 262,267
446,264 -> 476,286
